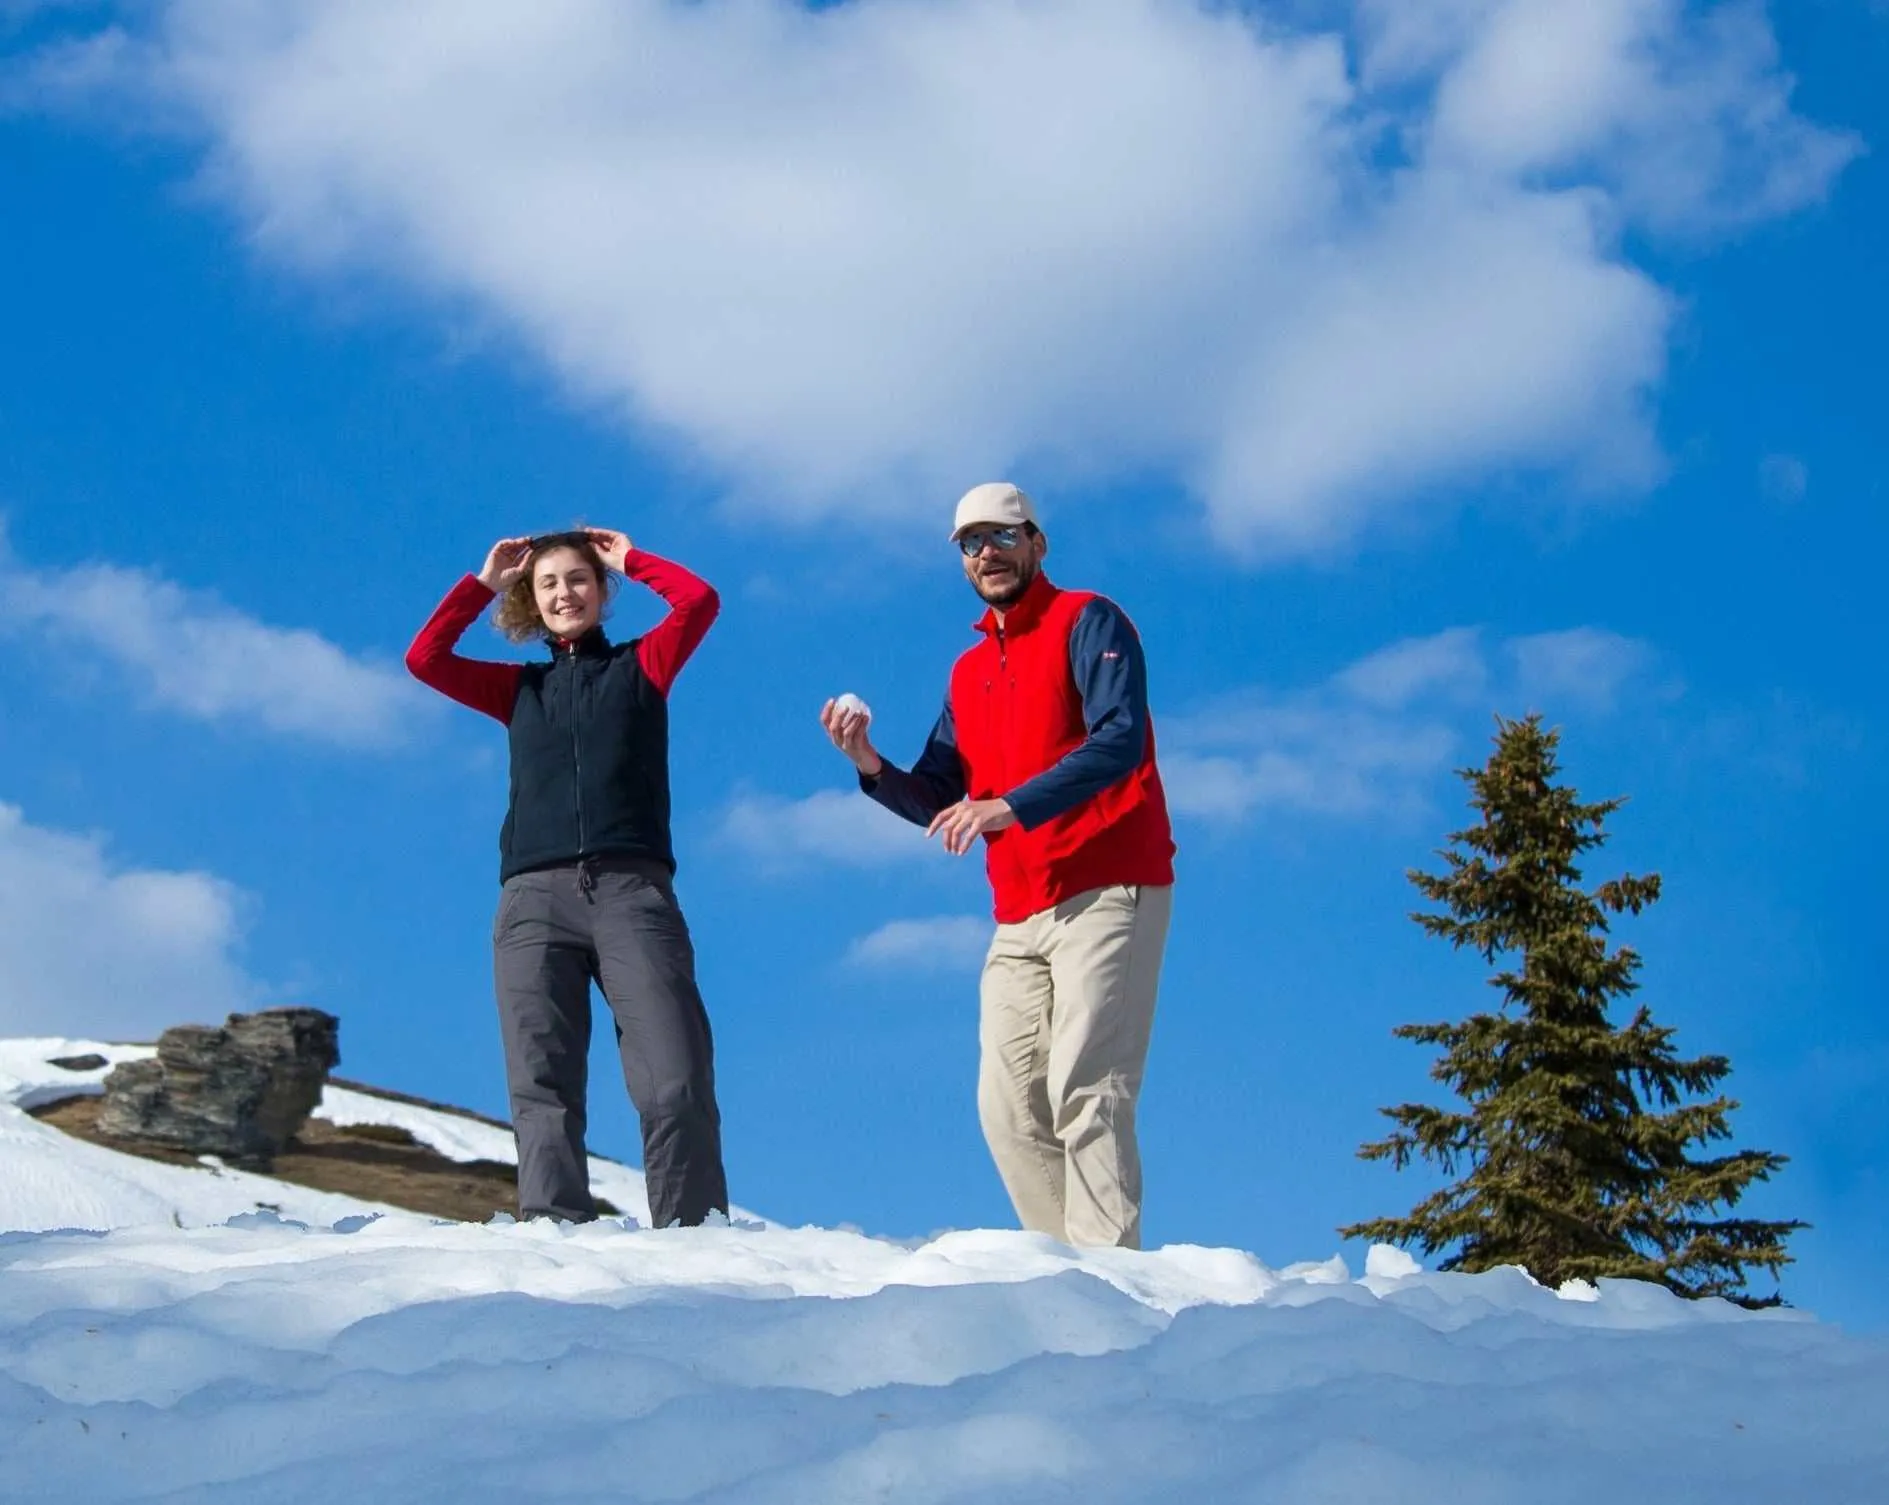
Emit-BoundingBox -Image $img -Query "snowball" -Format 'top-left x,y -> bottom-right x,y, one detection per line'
833,692 -> 872,722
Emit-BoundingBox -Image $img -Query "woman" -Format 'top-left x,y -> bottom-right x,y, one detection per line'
406,527 -> 728,1227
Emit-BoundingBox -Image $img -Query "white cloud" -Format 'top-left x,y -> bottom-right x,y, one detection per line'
1355,0 -> 1503,84
1364,0 -> 1861,233
1419,0 -> 1861,235
1334,627 -> 1487,710
0,802 -> 258,1039
1197,178 -> 1672,550
1163,713 -> 1459,823
717,788 -> 932,874
0,526 -> 430,748
1164,625 -> 1661,823
6,0 -> 1859,555
844,915 -> 991,974
1504,628 -> 1661,714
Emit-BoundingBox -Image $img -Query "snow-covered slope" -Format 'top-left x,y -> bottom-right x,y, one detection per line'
0,1037 -> 669,1229
3,1038 -> 1886,1503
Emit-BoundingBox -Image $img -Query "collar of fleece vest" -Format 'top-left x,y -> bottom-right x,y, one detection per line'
546,626 -> 611,658
971,570 -> 1057,638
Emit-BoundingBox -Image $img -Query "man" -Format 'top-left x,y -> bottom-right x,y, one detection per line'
821,482 -> 1176,1248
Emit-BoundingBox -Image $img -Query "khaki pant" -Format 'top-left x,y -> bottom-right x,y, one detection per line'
977,882 -> 1172,1249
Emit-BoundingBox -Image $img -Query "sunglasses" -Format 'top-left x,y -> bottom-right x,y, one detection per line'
529,529 -> 595,553
956,526 -> 1026,556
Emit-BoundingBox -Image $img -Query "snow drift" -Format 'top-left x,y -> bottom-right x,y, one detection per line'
3,1039 -> 1884,1502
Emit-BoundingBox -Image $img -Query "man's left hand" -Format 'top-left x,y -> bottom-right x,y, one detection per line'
927,797 -> 1017,856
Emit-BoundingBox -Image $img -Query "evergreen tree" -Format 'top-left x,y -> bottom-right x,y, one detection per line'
1340,714 -> 1802,1307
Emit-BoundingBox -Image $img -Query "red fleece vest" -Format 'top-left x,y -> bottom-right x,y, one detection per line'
949,577 -> 1176,924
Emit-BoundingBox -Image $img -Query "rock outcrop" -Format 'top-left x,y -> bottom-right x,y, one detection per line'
95,1009 -> 341,1165
45,1053 -> 108,1073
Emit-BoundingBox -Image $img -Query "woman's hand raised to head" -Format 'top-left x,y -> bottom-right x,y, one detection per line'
477,537 -> 534,593
586,528 -> 633,574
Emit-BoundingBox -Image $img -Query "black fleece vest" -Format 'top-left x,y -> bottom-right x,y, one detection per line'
498,631 -> 673,882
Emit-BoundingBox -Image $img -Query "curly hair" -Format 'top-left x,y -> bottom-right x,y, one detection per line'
492,531 -> 620,644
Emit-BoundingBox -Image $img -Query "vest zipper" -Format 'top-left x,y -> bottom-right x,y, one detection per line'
993,621 -> 1012,800
564,651 -> 588,859
990,619 -> 1024,898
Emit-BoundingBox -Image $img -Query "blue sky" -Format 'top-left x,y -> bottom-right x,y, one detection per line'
1,1 -> 1883,1325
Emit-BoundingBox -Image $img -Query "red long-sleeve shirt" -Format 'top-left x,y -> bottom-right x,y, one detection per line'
405,549 -> 720,721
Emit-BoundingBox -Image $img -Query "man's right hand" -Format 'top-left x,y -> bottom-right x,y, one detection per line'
477,537 -> 533,593
820,698 -> 884,778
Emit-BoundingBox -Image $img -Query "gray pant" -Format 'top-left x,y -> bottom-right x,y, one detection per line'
492,858 -> 727,1227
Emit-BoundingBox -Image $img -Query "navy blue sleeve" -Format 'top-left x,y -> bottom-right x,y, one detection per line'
1003,598 -> 1148,830
861,694 -> 967,827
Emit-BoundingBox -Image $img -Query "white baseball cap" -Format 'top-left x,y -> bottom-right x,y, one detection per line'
950,482 -> 1040,541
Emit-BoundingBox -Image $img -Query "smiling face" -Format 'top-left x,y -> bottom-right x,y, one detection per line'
531,545 -> 603,640
960,524 -> 1047,609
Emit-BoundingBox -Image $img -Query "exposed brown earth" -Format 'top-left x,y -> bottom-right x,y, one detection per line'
30,1087 -> 620,1222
